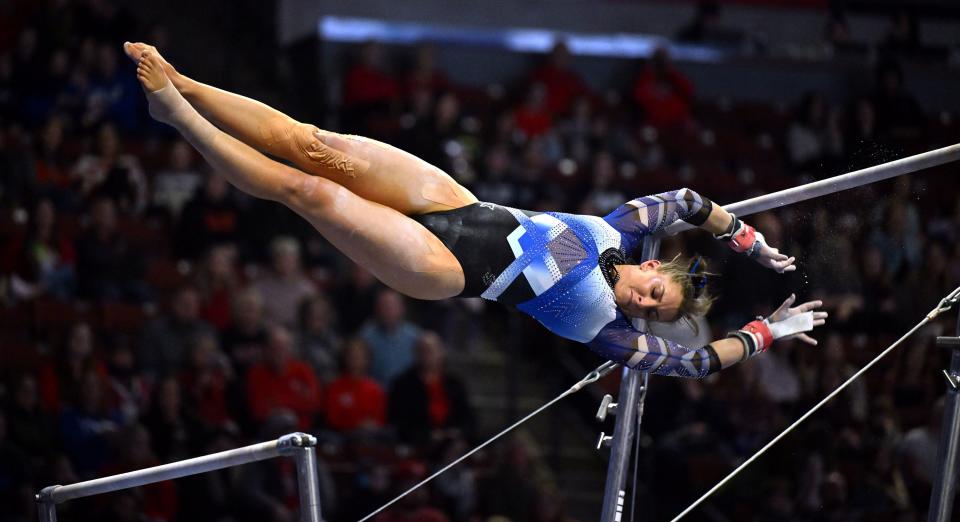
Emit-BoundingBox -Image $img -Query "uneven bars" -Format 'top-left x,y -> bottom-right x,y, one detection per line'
664,143 -> 960,235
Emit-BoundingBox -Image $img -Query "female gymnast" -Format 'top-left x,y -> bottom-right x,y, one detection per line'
126,42 -> 826,378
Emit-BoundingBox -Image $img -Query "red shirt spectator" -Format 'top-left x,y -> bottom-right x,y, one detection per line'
513,83 -> 553,139
633,47 -> 695,130
403,43 -> 451,98
344,41 -> 399,107
325,338 -> 385,431
38,322 -> 108,413
530,41 -> 588,115
247,326 -> 322,430
180,332 -> 233,427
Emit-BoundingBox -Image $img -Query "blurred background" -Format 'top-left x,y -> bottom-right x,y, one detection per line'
1,0 -> 960,521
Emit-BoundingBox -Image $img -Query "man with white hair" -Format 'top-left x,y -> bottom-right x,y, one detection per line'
254,236 -> 316,328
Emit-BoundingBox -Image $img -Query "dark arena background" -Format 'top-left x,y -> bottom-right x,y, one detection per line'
3,0 -> 960,521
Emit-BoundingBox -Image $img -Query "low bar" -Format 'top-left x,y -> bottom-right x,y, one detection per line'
37,432 -> 322,522
39,439 -> 280,504
665,143 -> 960,235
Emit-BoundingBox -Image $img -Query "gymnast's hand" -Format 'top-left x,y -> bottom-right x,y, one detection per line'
752,231 -> 797,273
766,293 -> 828,346
715,215 -> 796,273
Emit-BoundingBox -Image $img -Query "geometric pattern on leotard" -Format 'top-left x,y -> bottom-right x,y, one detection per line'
547,227 -> 588,274
481,208 -> 566,301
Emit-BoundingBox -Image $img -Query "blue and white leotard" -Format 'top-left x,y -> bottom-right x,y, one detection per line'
413,188 -> 721,378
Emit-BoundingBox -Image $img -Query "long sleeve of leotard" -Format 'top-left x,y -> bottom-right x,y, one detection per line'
588,315 -> 721,378
603,188 -> 714,254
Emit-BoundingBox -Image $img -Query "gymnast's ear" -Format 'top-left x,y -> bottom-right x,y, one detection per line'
639,259 -> 661,271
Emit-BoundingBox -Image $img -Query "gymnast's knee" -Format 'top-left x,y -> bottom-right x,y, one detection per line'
296,125 -> 370,178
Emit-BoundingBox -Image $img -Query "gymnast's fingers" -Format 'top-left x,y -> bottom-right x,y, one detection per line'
796,333 -> 818,345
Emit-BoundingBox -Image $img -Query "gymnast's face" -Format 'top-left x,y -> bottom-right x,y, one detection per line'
613,260 -> 683,322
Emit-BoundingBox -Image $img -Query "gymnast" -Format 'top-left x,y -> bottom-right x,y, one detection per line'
125,42 -> 827,378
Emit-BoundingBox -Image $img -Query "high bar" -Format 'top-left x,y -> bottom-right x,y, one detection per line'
664,142 -> 960,235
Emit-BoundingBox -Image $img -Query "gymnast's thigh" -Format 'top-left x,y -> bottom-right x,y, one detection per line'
279,124 -> 479,216
286,175 -> 467,300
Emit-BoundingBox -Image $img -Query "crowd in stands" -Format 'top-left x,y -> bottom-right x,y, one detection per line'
1,1 -> 960,521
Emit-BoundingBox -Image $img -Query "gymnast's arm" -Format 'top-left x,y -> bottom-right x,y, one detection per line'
587,320 -> 752,378
604,188 -> 795,273
589,296 -> 826,378
603,188 -> 731,253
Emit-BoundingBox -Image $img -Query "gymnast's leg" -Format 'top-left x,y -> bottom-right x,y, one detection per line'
135,51 -> 465,300
123,42 -> 478,216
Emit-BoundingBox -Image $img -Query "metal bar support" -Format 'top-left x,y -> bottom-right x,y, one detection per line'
600,236 -> 660,521
928,307 -> 960,522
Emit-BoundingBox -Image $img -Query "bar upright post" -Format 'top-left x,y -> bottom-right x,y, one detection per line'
928,306 -> 960,522
599,236 -> 659,521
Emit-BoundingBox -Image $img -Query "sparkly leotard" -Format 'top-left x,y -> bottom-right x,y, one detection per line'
413,188 -> 722,378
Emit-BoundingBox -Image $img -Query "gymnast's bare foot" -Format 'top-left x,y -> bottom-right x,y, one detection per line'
123,42 -> 185,89
136,52 -> 184,126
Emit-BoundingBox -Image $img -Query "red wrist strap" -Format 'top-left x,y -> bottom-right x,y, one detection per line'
727,222 -> 757,254
742,319 -> 774,353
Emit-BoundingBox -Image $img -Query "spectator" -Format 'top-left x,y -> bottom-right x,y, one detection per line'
529,41 -> 589,116
74,195 -> 148,301
360,289 -> 420,385
376,460 -> 449,522
879,8 -> 921,59
845,96 -> 879,151
675,0 -> 737,44
471,143 -> 522,207
138,284 -> 216,378
298,294 -> 342,383
179,331 -> 234,429
246,325 -> 322,430
10,196 -> 75,300
344,40 -> 400,109
254,236 -> 317,328
632,48 -> 694,131
343,40 -> 400,134
31,115 -> 72,200
195,243 -> 240,331
5,374 -> 56,465
329,263 -> 379,335
105,341 -> 148,425
101,424 -> 179,522
84,42 -> 141,132
388,331 -> 475,446
0,411 -> 30,518
151,139 -> 203,221
222,287 -> 269,371
403,43 -> 450,99
176,172 -> 243,259
142,376 -> 196,463
38,321 -> 108,413
71,122 -> 147,214
580,151 -> 625,215
786,91 -> 830,170
512,83 -> 553,140
872,61 -> 925,142
58,370 -> 122,478
899,396 -> 943,490
325,337 -> 386,431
